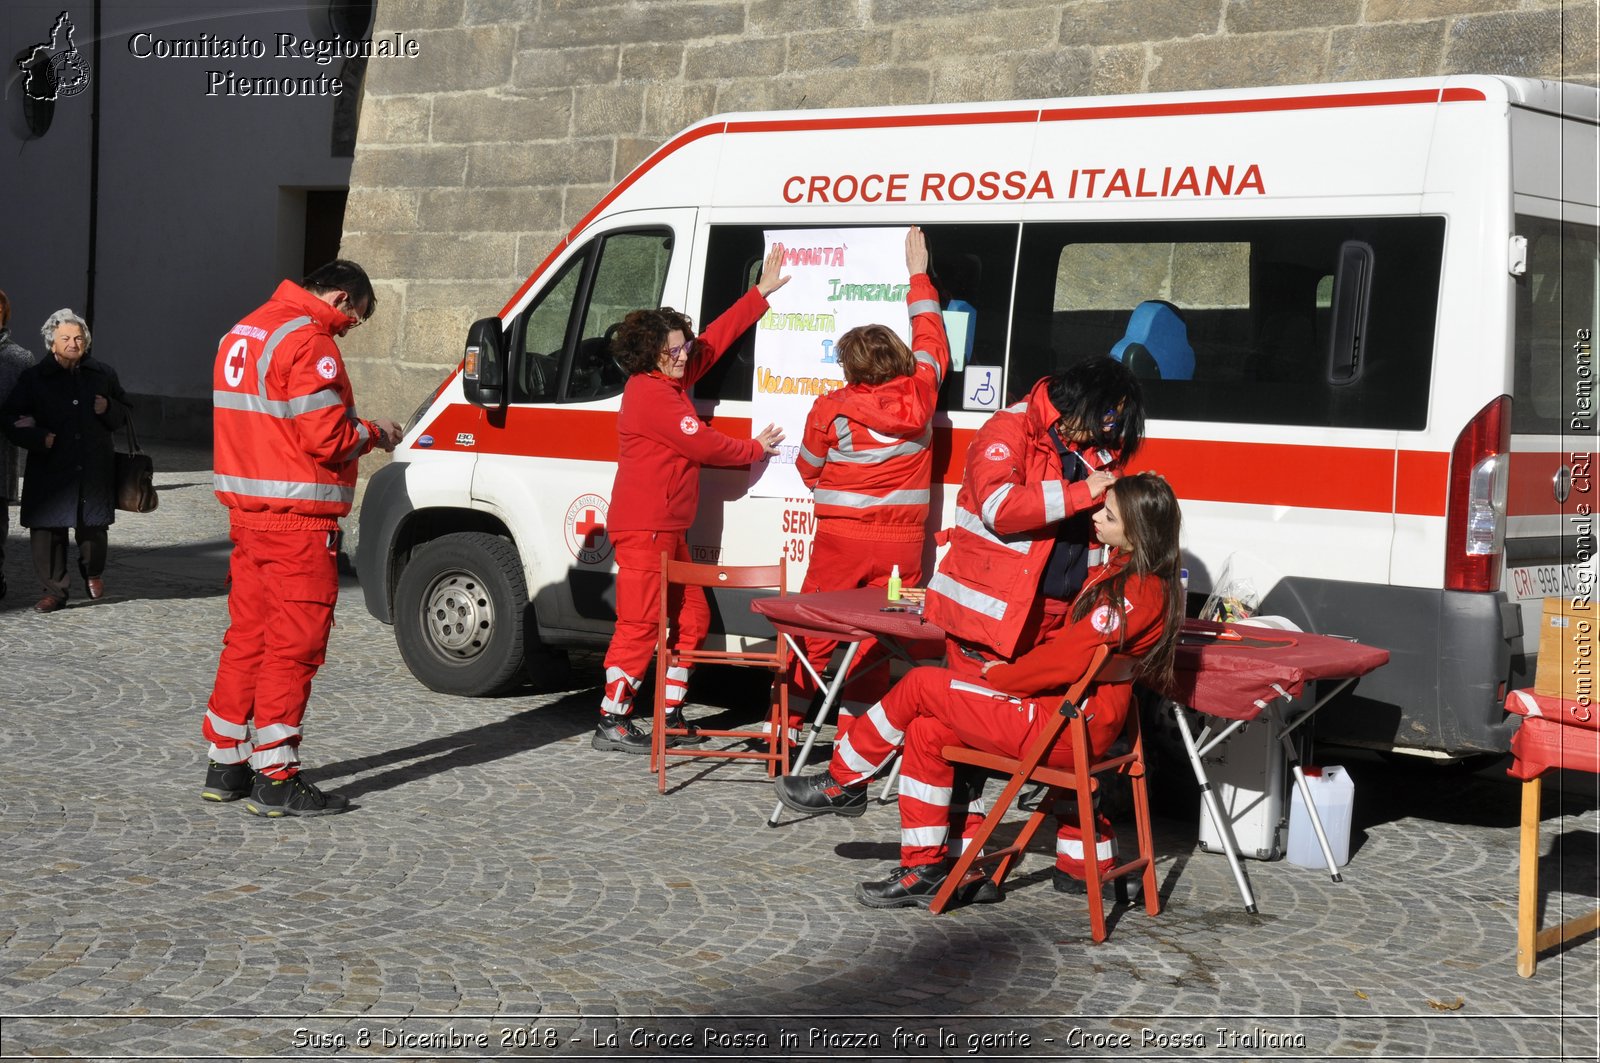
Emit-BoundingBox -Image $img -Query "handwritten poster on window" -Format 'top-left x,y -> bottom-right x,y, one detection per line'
749,227 -> 911,498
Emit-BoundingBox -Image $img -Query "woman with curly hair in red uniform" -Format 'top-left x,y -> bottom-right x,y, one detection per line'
594,244 -> 789,754
777,472 -> 1184,909
788,226 -> 950,743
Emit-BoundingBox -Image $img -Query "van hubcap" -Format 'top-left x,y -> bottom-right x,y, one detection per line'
421,569 -> 494,659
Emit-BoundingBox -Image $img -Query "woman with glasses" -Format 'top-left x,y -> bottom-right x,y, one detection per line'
1,308 -> 129,612
592,244 -> 790,754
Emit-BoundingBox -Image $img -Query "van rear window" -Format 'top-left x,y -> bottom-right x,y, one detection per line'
1514,214 -> 1599,437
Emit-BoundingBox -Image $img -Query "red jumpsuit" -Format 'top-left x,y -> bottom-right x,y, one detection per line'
825,557 -> 1167,873
790,274 -> 950,734
203,281 -> 383,779
924,376 -> 1118,676
601,288 -> 770,717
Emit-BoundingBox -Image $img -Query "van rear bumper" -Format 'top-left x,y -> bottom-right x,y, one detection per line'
1256,578 -> 1522,755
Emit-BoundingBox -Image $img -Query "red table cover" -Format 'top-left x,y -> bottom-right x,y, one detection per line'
1170,618 -> 1391,721
1508,714 -> 1600,780
751,586 -> 946,658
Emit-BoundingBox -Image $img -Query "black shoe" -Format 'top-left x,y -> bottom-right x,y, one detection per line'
775,771 -> 867,818
961,875 -> 1005,905
243,773 -> 349,818
201,760 -> 253,802
1053,867 -> 1128,903
856,863 -> 949,909
592,712 -> 651,754
661,710 -> 706,746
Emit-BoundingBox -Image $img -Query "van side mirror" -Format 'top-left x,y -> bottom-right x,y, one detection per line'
462,317 -> 507,409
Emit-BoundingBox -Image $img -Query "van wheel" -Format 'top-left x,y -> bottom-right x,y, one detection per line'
394,532 -> 527,696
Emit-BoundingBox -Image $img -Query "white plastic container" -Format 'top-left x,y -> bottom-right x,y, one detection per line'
1286,765 -> 1354,868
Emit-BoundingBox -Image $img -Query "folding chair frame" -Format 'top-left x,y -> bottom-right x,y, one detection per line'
928,646 -> 1160,943
651,555 -> 790,794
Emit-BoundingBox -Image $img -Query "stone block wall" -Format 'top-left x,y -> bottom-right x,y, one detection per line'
338,0 -> 1597,427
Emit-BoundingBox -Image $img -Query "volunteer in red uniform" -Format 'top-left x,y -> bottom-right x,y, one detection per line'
594,245 -> 790,753
776,473 -> 1184,909
925,355 -> 1146,677
200,260 -> 402,816
790,226 -> 950,740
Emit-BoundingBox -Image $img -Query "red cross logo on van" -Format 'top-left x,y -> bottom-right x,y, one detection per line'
564,493 -> 613,565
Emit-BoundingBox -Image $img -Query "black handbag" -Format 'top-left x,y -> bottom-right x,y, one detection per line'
114,418 -> 158,513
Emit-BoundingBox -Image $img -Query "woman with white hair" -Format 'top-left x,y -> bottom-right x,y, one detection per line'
0,308 -> 130,612
0,289 -> 40,600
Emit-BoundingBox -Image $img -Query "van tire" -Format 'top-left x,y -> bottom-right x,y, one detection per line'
394,532 -> 527,697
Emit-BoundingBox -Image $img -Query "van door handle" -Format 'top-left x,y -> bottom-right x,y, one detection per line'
1554,464 -> 1572,503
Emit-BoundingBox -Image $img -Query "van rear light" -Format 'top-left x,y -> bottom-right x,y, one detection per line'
1444,395 -> 1510,592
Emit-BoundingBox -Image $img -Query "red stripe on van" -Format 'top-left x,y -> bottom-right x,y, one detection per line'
495,85 -> 1488,320
1507,449 -> 1599,516
1039,86 -> 1484,123
420,404 -> 1457,517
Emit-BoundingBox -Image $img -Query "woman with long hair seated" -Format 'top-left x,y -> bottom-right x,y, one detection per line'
776,471 -> 1184,909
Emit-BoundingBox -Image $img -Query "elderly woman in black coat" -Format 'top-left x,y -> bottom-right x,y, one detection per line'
1,309 -> 129,612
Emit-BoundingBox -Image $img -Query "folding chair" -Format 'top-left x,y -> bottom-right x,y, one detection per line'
652,556 -> 790,794
929,646 -> 1160,943
1506,690 -> 1600,977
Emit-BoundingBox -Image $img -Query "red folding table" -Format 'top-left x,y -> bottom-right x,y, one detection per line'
751,586 -> 945,825
1169,618 -> 1390,913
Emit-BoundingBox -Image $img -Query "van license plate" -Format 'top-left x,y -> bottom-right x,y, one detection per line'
1507,563 -> 1589,603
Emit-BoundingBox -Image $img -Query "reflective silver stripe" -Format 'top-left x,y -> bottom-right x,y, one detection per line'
825,438 -> 927,465
336,416 -> 370,464
257,315 -> 315,393
948,678 -> 1020,702
212,387 -> 346,420
207,742 -> 253,764
1058,836 -> 1117,859
212,473 -> 354,504
255,723 -> 302,745
797,443 -> 824,468
205,710 -> 249,740
1042,479 -> 1066,523
250,745 -> 298,769
955,503 -> 1030,553
927,570 -> 1009,621
913,349 -> 944,385
902,825 -> 948,846
813,487 -> 930,509
980,481 -> 1013,526
907,299 -> 940,317
898,775 -> 952,806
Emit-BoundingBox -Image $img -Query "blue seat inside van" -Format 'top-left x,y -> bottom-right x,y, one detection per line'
1110,300 -> 1195,381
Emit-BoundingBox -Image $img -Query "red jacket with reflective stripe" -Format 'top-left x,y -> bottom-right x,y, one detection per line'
212,280 -> 380,531
608,287 -> 769,534
795,274 -> 950,543
984,555 -> 1168,756
923,376 -> 1118,658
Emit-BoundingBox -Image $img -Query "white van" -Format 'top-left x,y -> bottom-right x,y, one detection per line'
356,75 -> 1598,759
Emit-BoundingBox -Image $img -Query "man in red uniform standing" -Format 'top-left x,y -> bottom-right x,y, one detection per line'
200,260 -> 402,816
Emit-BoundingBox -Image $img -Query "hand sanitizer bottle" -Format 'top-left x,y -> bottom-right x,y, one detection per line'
886,565 -> 902,602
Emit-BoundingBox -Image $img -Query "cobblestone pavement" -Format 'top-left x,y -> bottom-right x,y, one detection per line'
0,443 -> 1596,1061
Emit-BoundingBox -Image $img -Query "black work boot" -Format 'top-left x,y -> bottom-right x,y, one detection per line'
243,773 -> 349,817
201,760 -> 253,802
660,710 -> 706,746
856,863 -> 949,909
593,712 -> 652,754
775,770 -> 867,817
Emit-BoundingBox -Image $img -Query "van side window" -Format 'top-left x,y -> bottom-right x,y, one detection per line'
695,223 -> 1021,409
1010,218 -> 1444,430
1514,215 -> 1599,436
509,229 -> 673,404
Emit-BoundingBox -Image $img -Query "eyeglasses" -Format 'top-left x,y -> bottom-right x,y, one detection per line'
664,339 -> 696,359
341,294 -> 371,327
